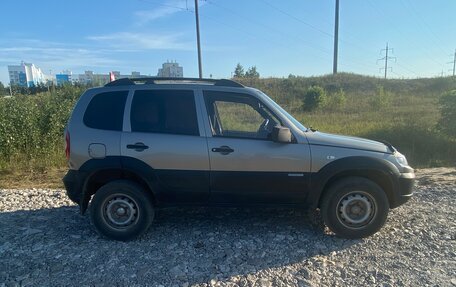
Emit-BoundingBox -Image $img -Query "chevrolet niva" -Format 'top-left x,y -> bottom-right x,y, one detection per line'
63,78 -> 414,241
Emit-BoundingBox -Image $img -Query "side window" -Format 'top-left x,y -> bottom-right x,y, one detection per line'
204,91 -> 280,140
83,91 -> 128,131
130,90 -> 199,136
215,101 -> 264,134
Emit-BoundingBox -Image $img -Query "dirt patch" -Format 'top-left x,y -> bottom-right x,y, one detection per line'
415,167 -> 456,186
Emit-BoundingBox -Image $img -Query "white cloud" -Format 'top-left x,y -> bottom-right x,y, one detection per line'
88,32 -> 193,51
135,5 -> 182,25
134,0 -> 206,25
0,46 -> 118,68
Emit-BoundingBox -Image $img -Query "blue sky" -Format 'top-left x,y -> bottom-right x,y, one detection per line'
1,0 -> 455,84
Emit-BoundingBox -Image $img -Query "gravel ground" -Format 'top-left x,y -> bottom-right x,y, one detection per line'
0,168 -> 455,287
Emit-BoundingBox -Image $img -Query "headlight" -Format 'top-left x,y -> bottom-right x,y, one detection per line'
394,153 -> 408,167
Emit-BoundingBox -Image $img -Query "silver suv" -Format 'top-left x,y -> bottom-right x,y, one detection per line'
63,78 -> 414,241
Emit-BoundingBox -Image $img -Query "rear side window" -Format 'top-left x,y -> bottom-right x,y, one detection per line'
83,91 -> 128,131
130,90 -> 199,136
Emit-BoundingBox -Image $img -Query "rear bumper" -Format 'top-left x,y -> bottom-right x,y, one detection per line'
390,171 -> 415,208
62,169 -> 84,205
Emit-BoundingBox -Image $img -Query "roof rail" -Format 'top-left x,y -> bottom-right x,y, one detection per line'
104,77 -> 244,88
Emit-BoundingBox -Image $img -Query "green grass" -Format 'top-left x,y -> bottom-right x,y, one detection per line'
0,74 -> 455,183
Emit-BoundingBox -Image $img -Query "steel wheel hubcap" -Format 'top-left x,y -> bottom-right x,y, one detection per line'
104,195 -> 138,228
337,191 -> 376,229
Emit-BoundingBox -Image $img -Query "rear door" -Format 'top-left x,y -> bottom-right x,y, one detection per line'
121,88 -> 210,204
202,90 -> 311,204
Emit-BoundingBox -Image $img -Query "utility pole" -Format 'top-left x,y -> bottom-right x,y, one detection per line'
194,0 -> 203,78
448,48 -> 456,77
333,0 -> 339,74
453,49 -> 456,76
378,43 -> 396,79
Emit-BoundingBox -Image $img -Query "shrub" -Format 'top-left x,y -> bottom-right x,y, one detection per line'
327,88 -> 346,110
370,85 -> 391,109
303,86 -> 327,111
438,90 -> 456,137
0,86 -> 83,170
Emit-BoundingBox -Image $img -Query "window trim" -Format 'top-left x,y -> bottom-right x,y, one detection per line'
203,91 -> 283,142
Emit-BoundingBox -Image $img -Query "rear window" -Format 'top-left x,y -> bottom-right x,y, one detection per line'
83,91 -> 128,131
130,90 -> 199,136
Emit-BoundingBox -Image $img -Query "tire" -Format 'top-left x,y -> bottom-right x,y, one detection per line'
320,177 -> 389,239
89,180 -> 154,241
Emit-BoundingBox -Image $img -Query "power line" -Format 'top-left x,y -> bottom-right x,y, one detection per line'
198,11 -> 333,64
135,0 -> 415,78
137,0 -> 192,12
395,62 -> 418,77
255,0 -> 398,74
399,0 -> 448,55
206,0 -> 332,55
208,0 -> 381,74
135,0 -> 417,79
377,43 -> 396,79
390,70 -> 403,78
366,0 -> 444,68
259,0 -> 334,38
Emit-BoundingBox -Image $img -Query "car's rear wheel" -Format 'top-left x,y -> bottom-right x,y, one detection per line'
90,180 -> 154,241
320,177 -> 389,238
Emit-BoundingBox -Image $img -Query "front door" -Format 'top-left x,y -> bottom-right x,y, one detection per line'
203,90 -> 311,205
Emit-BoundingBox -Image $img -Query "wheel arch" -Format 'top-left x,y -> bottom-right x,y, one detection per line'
309,156 -> 400,209
79,156 -> 158,214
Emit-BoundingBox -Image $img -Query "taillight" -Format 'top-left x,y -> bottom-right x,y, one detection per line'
65,131 -> 70,160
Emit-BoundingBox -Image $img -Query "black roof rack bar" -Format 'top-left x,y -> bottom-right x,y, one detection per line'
105,77 -> 244,88
104,78 -> 135,87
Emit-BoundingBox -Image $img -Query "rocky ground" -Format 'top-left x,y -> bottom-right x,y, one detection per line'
0,168 -> 455,287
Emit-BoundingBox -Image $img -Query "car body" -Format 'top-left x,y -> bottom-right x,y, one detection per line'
63,78 -> 414,240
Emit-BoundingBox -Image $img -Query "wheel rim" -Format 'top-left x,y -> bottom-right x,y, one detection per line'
336,191 -> 377,229
102,194 -> 139,230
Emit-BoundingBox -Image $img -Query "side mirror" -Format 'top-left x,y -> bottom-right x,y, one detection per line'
271,125 -> 292,143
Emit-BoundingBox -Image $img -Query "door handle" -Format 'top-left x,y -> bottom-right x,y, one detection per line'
126,142 -> 149,152
211,145 -> 234,155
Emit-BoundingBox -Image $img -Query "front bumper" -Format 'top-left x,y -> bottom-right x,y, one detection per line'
390,170 -> 415,208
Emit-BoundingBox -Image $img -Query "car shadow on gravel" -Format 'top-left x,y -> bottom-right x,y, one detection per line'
0,206 -> 360,286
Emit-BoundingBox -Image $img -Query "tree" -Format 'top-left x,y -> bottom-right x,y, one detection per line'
302,86 -> 327,111
245,66 -> 260,78
438,90 -> 456,137
233,63 -> 245,78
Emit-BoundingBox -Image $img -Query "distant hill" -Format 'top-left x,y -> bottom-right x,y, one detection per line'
237,73 -> 456,167
237,73 -> 456,99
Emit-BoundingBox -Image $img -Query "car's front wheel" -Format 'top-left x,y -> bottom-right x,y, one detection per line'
90,180 -> 154,241
320,177 -> 389,239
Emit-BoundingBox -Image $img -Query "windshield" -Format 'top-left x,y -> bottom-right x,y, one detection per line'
255,90 -> 308,132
